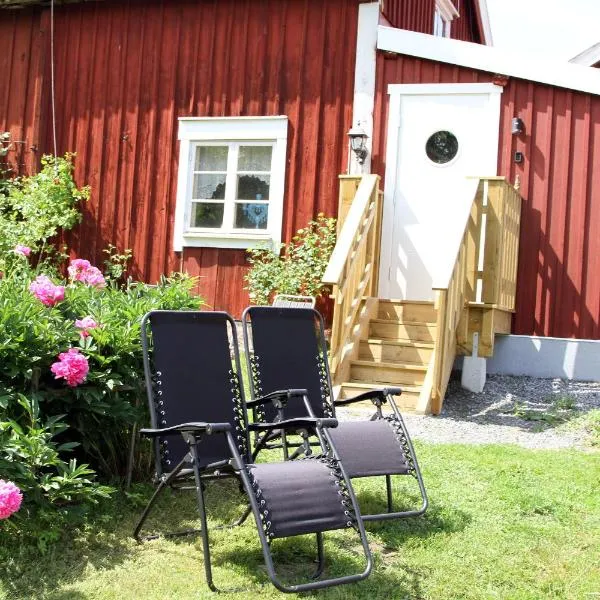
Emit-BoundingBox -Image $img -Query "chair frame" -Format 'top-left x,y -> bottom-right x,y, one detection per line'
133,310 -> 372,593
242,306 -> 428,522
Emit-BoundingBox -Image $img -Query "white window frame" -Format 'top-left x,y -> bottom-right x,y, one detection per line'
174,116 -> 288,250
433,0 -> 459,38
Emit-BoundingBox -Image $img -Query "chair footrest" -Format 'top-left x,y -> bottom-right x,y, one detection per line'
246,458 -> 355,539
327,420 -> 411,478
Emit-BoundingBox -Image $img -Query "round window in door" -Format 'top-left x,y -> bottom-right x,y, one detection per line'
425,130 -> 459,165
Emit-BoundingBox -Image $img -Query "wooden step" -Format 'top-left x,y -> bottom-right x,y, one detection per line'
337,382 -> 420,411
378,300 -> 437,323
359,339 -> 433,363
369,319 -> 436,342
350,360 -> 427,386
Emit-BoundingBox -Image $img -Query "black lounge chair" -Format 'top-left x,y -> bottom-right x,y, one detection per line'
242,306 -> 428,522
133,310 -> 372,593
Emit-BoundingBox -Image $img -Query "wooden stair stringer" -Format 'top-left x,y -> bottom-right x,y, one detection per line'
415,352 -> 436,415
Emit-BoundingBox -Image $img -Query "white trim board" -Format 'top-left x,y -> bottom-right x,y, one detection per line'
177,116 -> 288,140
377,26 -> 600,96
455,334 -> 600,382
476,0 -> 493,46
436,0 -> 459,22
350,1 -> 379,174
387,82 -> 502,95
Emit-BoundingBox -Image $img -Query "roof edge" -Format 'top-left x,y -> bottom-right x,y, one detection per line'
378,25 -> 600,96
569,42 -> 600,67
0,0 -> 98,8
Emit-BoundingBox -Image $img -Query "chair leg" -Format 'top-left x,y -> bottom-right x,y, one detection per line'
133,456 -> 188,541
230,503 -> 252,527
311,532 -> 325,580
385,474 -> 394,513
281,430 -> 290,460
189,443 -> 217,592
360,403 -> 429,522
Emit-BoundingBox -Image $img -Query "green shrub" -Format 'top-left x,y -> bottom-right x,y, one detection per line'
0,153 -> 89,264
0,155 -> 203,542
245,214 -> 336,305
0,267 -> 201,483
0,393 -> 112,506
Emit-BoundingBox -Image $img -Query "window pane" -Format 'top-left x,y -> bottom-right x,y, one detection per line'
190,202 -> 225,228
235,203 -> 269,229
238,146 -> 272,171
237,174 -> 270,201
425,131 -> 459,164
193,173 -> 226,199
195,146 -> 228,171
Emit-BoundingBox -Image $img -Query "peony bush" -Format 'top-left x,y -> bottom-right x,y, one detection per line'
0,256 -> 201,490
0,153 -> 203,546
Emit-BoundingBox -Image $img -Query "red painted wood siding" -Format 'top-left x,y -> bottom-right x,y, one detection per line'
381,0 -> 435,33
372,53 -> 600,339
451,0 -> 483,43
0,8 -> 45,174
10,0 -> 358,317
381,0 -> 482,43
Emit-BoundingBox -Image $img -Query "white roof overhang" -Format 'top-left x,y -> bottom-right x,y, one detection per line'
378,26 -> 600,96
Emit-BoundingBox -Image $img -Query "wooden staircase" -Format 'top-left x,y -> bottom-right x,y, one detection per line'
338,300 -> 435,412
322,175 -> 522,415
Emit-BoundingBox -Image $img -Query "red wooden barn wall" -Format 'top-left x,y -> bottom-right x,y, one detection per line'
381,0 -> 482,43
372,53 -> 600,340
0,8 -> 45,174
1,0 -> 358,317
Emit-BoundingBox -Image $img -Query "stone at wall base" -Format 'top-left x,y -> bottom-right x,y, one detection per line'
461,355 -> 487,393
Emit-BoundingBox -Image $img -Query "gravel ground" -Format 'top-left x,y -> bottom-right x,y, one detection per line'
337,374 -> 600,450
236,323 -> 599,450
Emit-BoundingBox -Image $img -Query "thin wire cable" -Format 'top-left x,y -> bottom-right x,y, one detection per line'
50,0 -> 58,165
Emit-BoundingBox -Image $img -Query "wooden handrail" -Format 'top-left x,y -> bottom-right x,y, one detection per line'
323,174 -> 382,376
430,177 -> 522,414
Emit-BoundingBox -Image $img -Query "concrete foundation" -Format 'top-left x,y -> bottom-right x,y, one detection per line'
456,334 -> 600,381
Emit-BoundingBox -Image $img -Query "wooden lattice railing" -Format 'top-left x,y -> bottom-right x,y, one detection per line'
322,174 -> 382,377
479,178 -> 522,311
429,177 -> 522,414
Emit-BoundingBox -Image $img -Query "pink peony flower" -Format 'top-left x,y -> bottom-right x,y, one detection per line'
75,316 -> 99,338
51,348 -> 89,387
67,259 -> 92,282
83,266 -> 106,288
29,275 -> 65,307
14,245 -> 31,257
0,480 -> 23,520
67,259 -> 106,288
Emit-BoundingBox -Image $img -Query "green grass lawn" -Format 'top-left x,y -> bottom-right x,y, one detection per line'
2,442 -> 599,600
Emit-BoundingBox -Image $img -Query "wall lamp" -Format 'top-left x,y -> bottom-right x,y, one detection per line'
511,117 -> 525,135
348,125 -> 368,164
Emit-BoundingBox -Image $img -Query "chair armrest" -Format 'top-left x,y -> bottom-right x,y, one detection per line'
246,388 -> 308,409
140,422 -> 232,437
334,387 -> 402,407
248,417 -> 338,434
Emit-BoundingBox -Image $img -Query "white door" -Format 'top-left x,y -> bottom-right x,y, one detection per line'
380,83 -> 502,300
